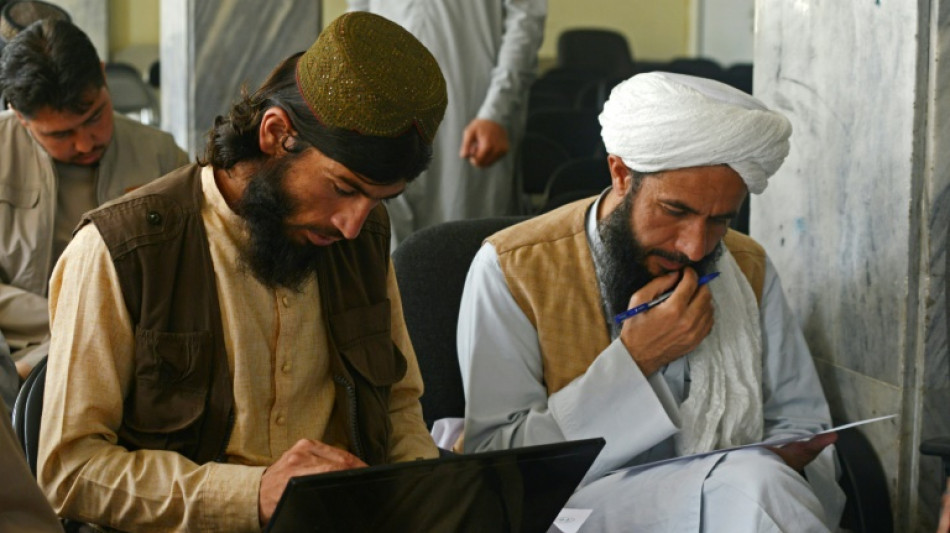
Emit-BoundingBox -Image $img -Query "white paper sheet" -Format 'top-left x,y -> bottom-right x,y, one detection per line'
547,508 -> 593,533
610,413 -> 898,476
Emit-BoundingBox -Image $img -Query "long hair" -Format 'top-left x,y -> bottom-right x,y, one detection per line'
200,52 -> 432,185
0,19 -> 104,116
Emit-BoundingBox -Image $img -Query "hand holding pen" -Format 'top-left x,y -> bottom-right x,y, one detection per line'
618,268 -> 718,376
614,271 -> 720,324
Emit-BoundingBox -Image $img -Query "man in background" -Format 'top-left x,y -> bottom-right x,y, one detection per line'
457,72 -> 845,531
348,1 -> 546,247
39,12 -> 445,531
0,18 -> 188,384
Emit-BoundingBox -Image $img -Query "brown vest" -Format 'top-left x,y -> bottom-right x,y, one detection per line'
487,197 -> 766,395
79,164 -> 406,465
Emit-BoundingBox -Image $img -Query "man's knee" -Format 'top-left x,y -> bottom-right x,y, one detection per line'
702,449 -> 830,531
708,448 -> 808,495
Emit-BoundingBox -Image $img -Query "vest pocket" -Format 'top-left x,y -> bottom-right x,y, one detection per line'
331,300 -> 407,462
124,327 -> 213,434
330,299 -> 407,387
0,182 -> 40,208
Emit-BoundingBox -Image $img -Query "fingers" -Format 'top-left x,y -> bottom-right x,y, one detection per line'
259,440 -> 366,526
459,127 -> 476,159
627,272 -> 679,308
806,431 -> 837,450
291,438 -> 368,469
460,119 -> 509,168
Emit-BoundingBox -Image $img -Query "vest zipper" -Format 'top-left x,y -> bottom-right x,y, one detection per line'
333,374 -> 365,461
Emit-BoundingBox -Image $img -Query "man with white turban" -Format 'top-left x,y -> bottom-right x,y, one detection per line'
455,72 -> 845,531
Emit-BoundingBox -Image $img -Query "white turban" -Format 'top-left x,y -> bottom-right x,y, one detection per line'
598,71 -> 792,194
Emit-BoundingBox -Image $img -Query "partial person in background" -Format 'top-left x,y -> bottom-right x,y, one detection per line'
348,0 -> 546,247
0,398 -> 62,532
0,18 -> 188,380
0,0 -> 70,61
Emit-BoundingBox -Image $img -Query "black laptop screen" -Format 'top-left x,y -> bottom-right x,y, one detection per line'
265,438 -> 605,533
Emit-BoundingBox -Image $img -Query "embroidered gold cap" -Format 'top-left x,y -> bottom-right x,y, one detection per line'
295,12 -> 447,144
0,0 -> 71,43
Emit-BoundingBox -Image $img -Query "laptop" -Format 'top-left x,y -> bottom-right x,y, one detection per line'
264,437 -> 605,533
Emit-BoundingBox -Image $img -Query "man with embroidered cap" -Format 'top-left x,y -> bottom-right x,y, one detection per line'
457,71 -> 845,531
38,12 -> 446,531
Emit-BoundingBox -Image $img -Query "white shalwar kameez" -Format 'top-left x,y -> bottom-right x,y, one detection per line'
457,193 -> 846,532
347,0 -> 546,245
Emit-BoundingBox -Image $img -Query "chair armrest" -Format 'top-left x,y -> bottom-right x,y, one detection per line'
921,437 -> 950,458
921,437 -> 950,478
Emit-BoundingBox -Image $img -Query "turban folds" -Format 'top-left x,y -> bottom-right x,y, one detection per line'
598,72 -> 792,194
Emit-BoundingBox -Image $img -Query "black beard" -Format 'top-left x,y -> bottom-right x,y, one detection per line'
597,189 -> 723,318
236,154 -> 323,292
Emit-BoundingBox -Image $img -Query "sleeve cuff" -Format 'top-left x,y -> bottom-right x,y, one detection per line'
549,338 -> 679,472
199,463 -> 266,531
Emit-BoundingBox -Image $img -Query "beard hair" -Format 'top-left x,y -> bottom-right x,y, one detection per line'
597,187 -> 724,318
236,153 -> 323,292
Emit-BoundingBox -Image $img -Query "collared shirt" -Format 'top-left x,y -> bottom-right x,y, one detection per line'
39,166 -> 435,532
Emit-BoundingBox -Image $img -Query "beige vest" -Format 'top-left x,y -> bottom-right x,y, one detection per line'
487,197 -> 766,395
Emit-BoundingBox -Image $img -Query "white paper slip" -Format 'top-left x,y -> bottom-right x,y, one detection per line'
610,413 -> 898,476
547,508 -> 593,533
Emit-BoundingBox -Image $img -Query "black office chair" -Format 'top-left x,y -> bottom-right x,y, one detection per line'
573,76 -> 624,112
722,63 -> 754,94
526,108 -> 604,159
392,217 -> 529,428
836,426 -> 894,532
531,67 -> 604,111
520,132 -> 573,198
666,57 -> 724,81
556,28 -> 635,78
527,85 -> 573,114
105,62 -> 159,126
11,355 -> 47,476
540,156 -> 611,213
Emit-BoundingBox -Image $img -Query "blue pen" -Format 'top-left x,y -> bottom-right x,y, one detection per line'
613,271 -> 721,325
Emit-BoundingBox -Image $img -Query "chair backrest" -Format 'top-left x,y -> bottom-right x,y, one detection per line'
836,426 -> 894,533
530,67 -> 604,111
574,77 -> 623,112
556,28 -> 634,78
666,57 -> 724,80
105,62 -> 158,126
392,217 -> 529,427
526,108 -> 604,159
723,63 -> 753,94
541,156 -> 611,212
520,132 -> 572,196
11,355 -> 47,477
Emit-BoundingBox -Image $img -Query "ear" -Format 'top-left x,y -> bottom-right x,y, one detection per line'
258,107 -> 296,156
11,107 -> 29,128
607,154 -> 634,197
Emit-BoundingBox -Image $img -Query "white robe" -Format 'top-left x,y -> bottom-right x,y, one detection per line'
457,195 -> 846,531
347,0 -> 547,245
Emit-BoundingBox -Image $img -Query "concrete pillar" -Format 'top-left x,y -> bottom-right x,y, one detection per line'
35,0 -> 108,60
160,0 -> 321,157
754,1 -> 949,530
